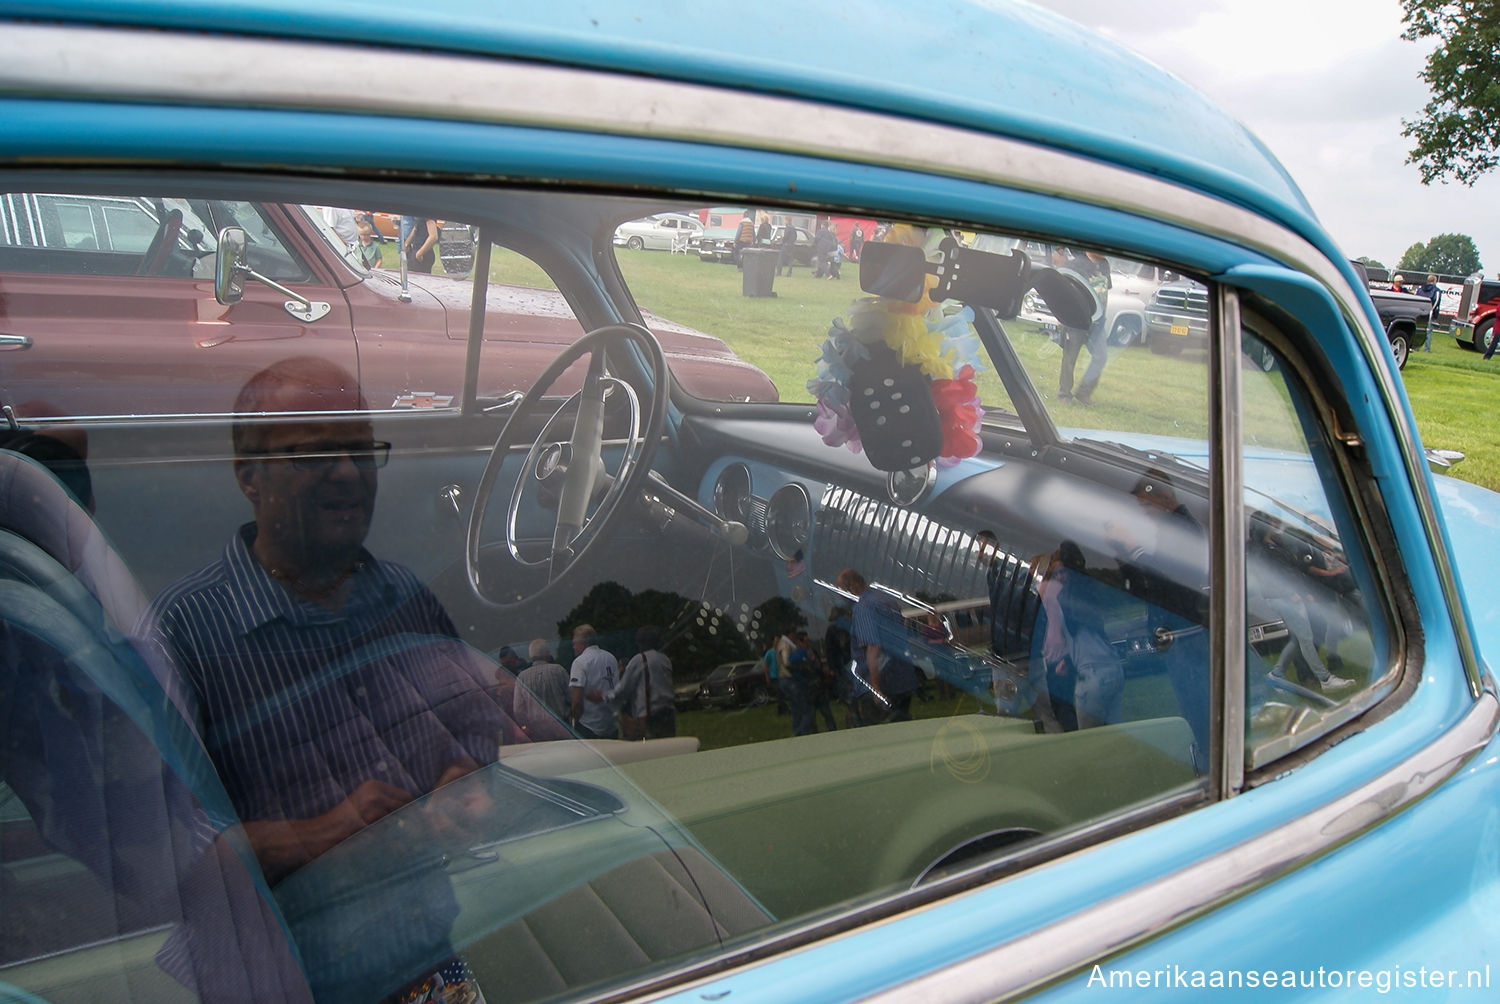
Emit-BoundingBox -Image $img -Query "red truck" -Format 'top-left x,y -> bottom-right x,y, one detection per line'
1453,274 -> 1500,354
0,193 -> 777,419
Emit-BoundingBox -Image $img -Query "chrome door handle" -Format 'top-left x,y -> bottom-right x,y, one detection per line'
0,334 -> 33,350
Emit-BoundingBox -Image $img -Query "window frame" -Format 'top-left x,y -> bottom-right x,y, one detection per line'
1235,300 -> 1414,782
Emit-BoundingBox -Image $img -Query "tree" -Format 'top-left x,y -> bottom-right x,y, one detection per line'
1400,0 -> 1500,185
556,581 -> 753,673
1396,233 -> 1483,276
1355,255 -> 1387,271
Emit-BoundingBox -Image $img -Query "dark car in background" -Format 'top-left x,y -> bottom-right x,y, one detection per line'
674,678 -> 706,711
1349,260 -> 1432,369
698,660 -> 771,707
768,225 -> 814,266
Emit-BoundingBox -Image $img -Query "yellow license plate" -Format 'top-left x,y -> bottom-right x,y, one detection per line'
1170,323 -> 1189,336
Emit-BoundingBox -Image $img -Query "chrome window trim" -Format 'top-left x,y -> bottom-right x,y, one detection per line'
0,23 -> 1479,696
1211,288 -> 1246,798
845,692 -> 1500,1004
1238,306 -> 1410,772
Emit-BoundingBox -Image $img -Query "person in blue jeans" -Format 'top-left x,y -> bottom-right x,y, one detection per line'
1070,251 -> 1113,405
775,631 -> 816,735
397,214 -> 416,302
1416,274 -> 1441,352
836,567 -> 922,723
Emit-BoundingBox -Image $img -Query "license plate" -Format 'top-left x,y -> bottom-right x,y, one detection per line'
1170,323 -> 1189,336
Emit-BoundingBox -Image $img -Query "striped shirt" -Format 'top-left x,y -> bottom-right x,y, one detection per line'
145,523 -> 508,825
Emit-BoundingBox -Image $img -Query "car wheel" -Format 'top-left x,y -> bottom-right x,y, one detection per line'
1244,342 -> 1277,372
1474,318 -> 1494,355
626,236 -> 644,251
748,686 -> 771,707
1108,316 -> 1141,347
1389,327 -> 1410,370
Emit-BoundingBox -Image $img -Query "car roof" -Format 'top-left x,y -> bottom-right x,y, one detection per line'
16,0 -> 1314,234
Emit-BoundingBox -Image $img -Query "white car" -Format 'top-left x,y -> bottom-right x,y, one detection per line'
612,212 -> 703,251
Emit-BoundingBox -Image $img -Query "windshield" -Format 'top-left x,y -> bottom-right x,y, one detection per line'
612,207 -> 1213,458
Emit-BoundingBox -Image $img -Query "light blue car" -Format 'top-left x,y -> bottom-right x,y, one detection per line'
2,2 -> 1497,1002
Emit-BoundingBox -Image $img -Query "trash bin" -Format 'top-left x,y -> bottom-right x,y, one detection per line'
438,222 -> 476,279
741,247 -> 777,297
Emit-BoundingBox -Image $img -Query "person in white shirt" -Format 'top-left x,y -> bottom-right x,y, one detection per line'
568,624 -> 619,739
514,638 -> 570,735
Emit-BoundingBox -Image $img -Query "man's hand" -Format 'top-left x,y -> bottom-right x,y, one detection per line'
244,778 -> 414,882
347,778 -> 416,823
425,758 -> 494,840
433,758 -> 477,789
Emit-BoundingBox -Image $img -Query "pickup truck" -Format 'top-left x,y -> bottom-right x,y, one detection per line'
1144,265 -> 1428,369
1349,259 -> 1432,368
0,194 -> 777,419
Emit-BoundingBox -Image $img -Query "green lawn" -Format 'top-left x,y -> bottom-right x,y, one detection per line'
678,671 -> 1176,751
620,249 -> 1500,494
424,244 -> 1500,494
1395,332 -> 1500,492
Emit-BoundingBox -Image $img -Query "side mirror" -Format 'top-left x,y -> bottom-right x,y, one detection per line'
212,225 -> 331,322
214,226 -> 248,305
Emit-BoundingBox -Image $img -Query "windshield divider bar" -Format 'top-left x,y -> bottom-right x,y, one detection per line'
461,231 -> 492,416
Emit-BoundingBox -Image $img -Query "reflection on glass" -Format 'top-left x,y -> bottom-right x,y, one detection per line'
1241,329 -> 1385,767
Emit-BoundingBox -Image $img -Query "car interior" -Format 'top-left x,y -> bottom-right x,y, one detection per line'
0,174 -> 1399,1001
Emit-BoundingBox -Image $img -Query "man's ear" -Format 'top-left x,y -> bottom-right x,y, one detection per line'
234,458 -> 260,505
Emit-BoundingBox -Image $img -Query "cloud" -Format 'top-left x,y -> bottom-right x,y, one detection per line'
1036,0 -> 1498,272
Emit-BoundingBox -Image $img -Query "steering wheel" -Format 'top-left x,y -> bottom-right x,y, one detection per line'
137,208 -> 183,276
466,324 -> 668,610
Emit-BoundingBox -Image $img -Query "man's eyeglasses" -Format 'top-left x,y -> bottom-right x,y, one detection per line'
249,442 -> 391,473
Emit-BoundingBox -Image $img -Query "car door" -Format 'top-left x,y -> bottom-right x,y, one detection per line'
0,192 -> 357,419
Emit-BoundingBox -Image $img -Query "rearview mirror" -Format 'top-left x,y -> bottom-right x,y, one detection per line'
858,242 -> 929,302
1030,268 -> 1099,329
214,226 -> 248,305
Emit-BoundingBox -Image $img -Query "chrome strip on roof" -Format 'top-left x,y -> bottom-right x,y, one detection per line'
852,692 -> 1499,1003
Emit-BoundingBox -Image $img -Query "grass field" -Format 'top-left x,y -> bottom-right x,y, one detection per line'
618,248 -> 1500,494
1393,332 -> 1500,492
679,672 -> 1177,751
402,242 -> 1500,494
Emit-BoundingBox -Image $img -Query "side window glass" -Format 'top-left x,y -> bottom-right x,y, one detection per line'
1241,327 -> 1390,767
204,199 -> 308,282
1,193 -> 218,275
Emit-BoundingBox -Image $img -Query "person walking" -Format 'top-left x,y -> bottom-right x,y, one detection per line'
1416,274 -> 1441,352
777,221 -> 798,277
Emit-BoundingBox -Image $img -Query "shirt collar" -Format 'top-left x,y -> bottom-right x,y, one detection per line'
223,522 -> 387,635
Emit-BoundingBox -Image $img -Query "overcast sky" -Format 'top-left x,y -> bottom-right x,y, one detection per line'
1041,0 -> 1499,277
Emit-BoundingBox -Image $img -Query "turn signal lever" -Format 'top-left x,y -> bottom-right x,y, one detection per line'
532,448 -> 748,546
638,470 -> 750,546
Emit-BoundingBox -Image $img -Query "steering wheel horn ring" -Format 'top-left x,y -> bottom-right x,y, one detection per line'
465,324 -> 668,610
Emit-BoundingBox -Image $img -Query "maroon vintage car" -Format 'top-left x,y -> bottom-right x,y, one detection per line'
0,194 -> 776,419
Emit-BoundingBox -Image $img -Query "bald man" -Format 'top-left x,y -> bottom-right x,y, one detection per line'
144,356 -> 535,999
